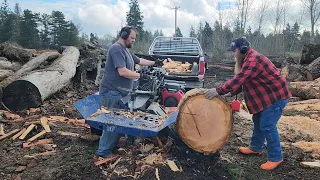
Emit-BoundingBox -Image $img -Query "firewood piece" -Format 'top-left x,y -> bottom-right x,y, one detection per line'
19,124 -> 36,140
23,138 -> 53,148
57,131 -> 79,137
2,47 -> 77,111
40,117 -> 51,132
27,130 -> 46,142
300,162 -> 320,168
12,128 -> 27,140
176,88 -> 233,153
0,129 -> 20,140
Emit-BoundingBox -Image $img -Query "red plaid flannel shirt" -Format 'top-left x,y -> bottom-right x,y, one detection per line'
217,49 -> 292,114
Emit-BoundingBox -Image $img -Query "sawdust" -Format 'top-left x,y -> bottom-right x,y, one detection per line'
292,141 -> 320,159
278,116 -> 320,141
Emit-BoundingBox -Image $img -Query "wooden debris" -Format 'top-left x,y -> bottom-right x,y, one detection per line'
143,153 -> 165,165
12,128 -> 27,140
140,144 -> 154,154
19,124 -> 36,140
23,138 -> 53,148
40,117 -> 51,132
57,131 -> 80,137
109,157 -> 122,169
0,129 -> 20,140
48,116 -> 68,121
24,151 -> 56,159
0,123 -> 4,136
155,168 -> 160,180
27,130 -> 46,142
300,161 -> 320,169
94,155 -> 119,166
167,160 -> 181,172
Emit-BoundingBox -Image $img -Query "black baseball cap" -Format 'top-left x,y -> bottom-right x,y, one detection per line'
227,37 -> 250,51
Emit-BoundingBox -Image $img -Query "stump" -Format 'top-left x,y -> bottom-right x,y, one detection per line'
176,89 -> 233,153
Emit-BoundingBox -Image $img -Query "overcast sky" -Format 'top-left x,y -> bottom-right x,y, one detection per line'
9,0 -> 314,38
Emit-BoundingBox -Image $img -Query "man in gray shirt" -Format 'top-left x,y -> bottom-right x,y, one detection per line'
97,26 -> 156,160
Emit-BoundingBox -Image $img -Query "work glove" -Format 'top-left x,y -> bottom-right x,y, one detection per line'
204,88 -> 219,99
139,72 -> 152,85
154,59 -> 164,66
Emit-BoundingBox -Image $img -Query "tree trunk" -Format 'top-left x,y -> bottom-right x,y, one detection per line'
0,57 -> 21,71
306,57 -> 320,80
0,69 -> 14,81
288,78 -> 320,99
300,44 -> 320,64
2,46 -> 79,112
0,42 -> 36,63
0,51 -> 60,89
176,88 -> 233,153
281,64 -> 313,82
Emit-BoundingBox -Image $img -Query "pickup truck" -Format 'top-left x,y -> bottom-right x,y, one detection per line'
136,36 -> 206,91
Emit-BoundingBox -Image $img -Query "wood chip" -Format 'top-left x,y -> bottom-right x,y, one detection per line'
48,116 -> 68,121
12,128 -> 27,140
57,131 -> 80,137
23,138 -> 53,148
24,151 -> 56,159
40,117 -> 51,132
19,124 -> 36,140
155,168 -> 160,180
0,123 -> 4,136
300,161 -> 320,168
27,130 -> 47,142
0,129 -> 20,140
167,160 -> 180,172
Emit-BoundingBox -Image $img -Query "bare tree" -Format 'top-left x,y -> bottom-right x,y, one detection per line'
300,0 -> 320,43
253,0 -> 270,49
237,0 -> 252,34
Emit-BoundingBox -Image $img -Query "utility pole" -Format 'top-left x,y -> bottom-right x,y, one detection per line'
171,6 -> 180,36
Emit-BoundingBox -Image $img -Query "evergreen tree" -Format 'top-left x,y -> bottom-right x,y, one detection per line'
159,30 -> 164,36
202,22 -> 213,53
50,11 -> 68,48
174,27 -> 183,37
0,0 -> 13,42
19,10 -> 40,48
126,0 -> 144,38
39,13 -> 51,48
10,3 -> 20,42
189,25 -> 196,37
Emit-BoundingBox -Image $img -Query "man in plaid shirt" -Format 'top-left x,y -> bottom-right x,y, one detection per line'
204,37 -> 291,170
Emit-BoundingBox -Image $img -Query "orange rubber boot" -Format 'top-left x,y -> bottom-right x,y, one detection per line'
239,147 -> 262,155
260,160 -> 283,170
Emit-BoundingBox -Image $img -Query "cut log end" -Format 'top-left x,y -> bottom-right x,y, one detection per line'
2,80 -> 42,112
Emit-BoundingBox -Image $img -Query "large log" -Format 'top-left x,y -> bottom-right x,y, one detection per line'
306,57 -> 320,80
0,42 -> 36,63
0,69 -> 14,81
2,46 -> 79,111
176,88 -> 233,153
300,44 -> 320,64
281,64 -> 313,82
0,51 -> 60,90
0,57 -> 21,71
288,78 -> 320,99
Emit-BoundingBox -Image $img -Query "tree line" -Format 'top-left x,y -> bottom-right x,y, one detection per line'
107,0 -> 320,60
0,0 -> 80,49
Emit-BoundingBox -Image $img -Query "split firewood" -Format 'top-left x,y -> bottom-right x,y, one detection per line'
0,123 -> 4,136
23,138 -> 53,148
300,161 -> 320,169
12,128 -> 27,140
27,130 -> 47,142
19,124 -> 36,140
0,129 -> 20,140
40,117 -> 51,132
162,58 -> 192,73
57,131 -> 80,137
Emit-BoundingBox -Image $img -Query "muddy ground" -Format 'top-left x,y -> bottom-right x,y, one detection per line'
1,64 -> 319,180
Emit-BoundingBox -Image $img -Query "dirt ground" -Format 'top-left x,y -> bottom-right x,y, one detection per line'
1,64 -> 320,180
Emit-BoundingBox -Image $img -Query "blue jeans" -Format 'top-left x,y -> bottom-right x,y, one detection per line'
249,99 -> 288,162
97,90 -> 127,158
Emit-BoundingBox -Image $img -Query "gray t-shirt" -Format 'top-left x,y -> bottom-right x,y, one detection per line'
99,42 -> 140,95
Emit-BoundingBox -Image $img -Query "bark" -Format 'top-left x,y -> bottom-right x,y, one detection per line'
2,46 -> 79,112
306,57 -> 320,80
0,57 -> 21,71
0,42 -> 36,63
0,51 -> 60,89
176,88 -> 233,153
289,78 -> 320,99
0,69 -> 14,81
300,44 -> 320,64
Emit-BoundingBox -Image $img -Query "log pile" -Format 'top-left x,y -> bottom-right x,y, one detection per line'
0,42 -> 80,112
300,44 -> 320,64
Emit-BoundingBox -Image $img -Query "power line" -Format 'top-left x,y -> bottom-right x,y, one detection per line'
171,6 -> 180,36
